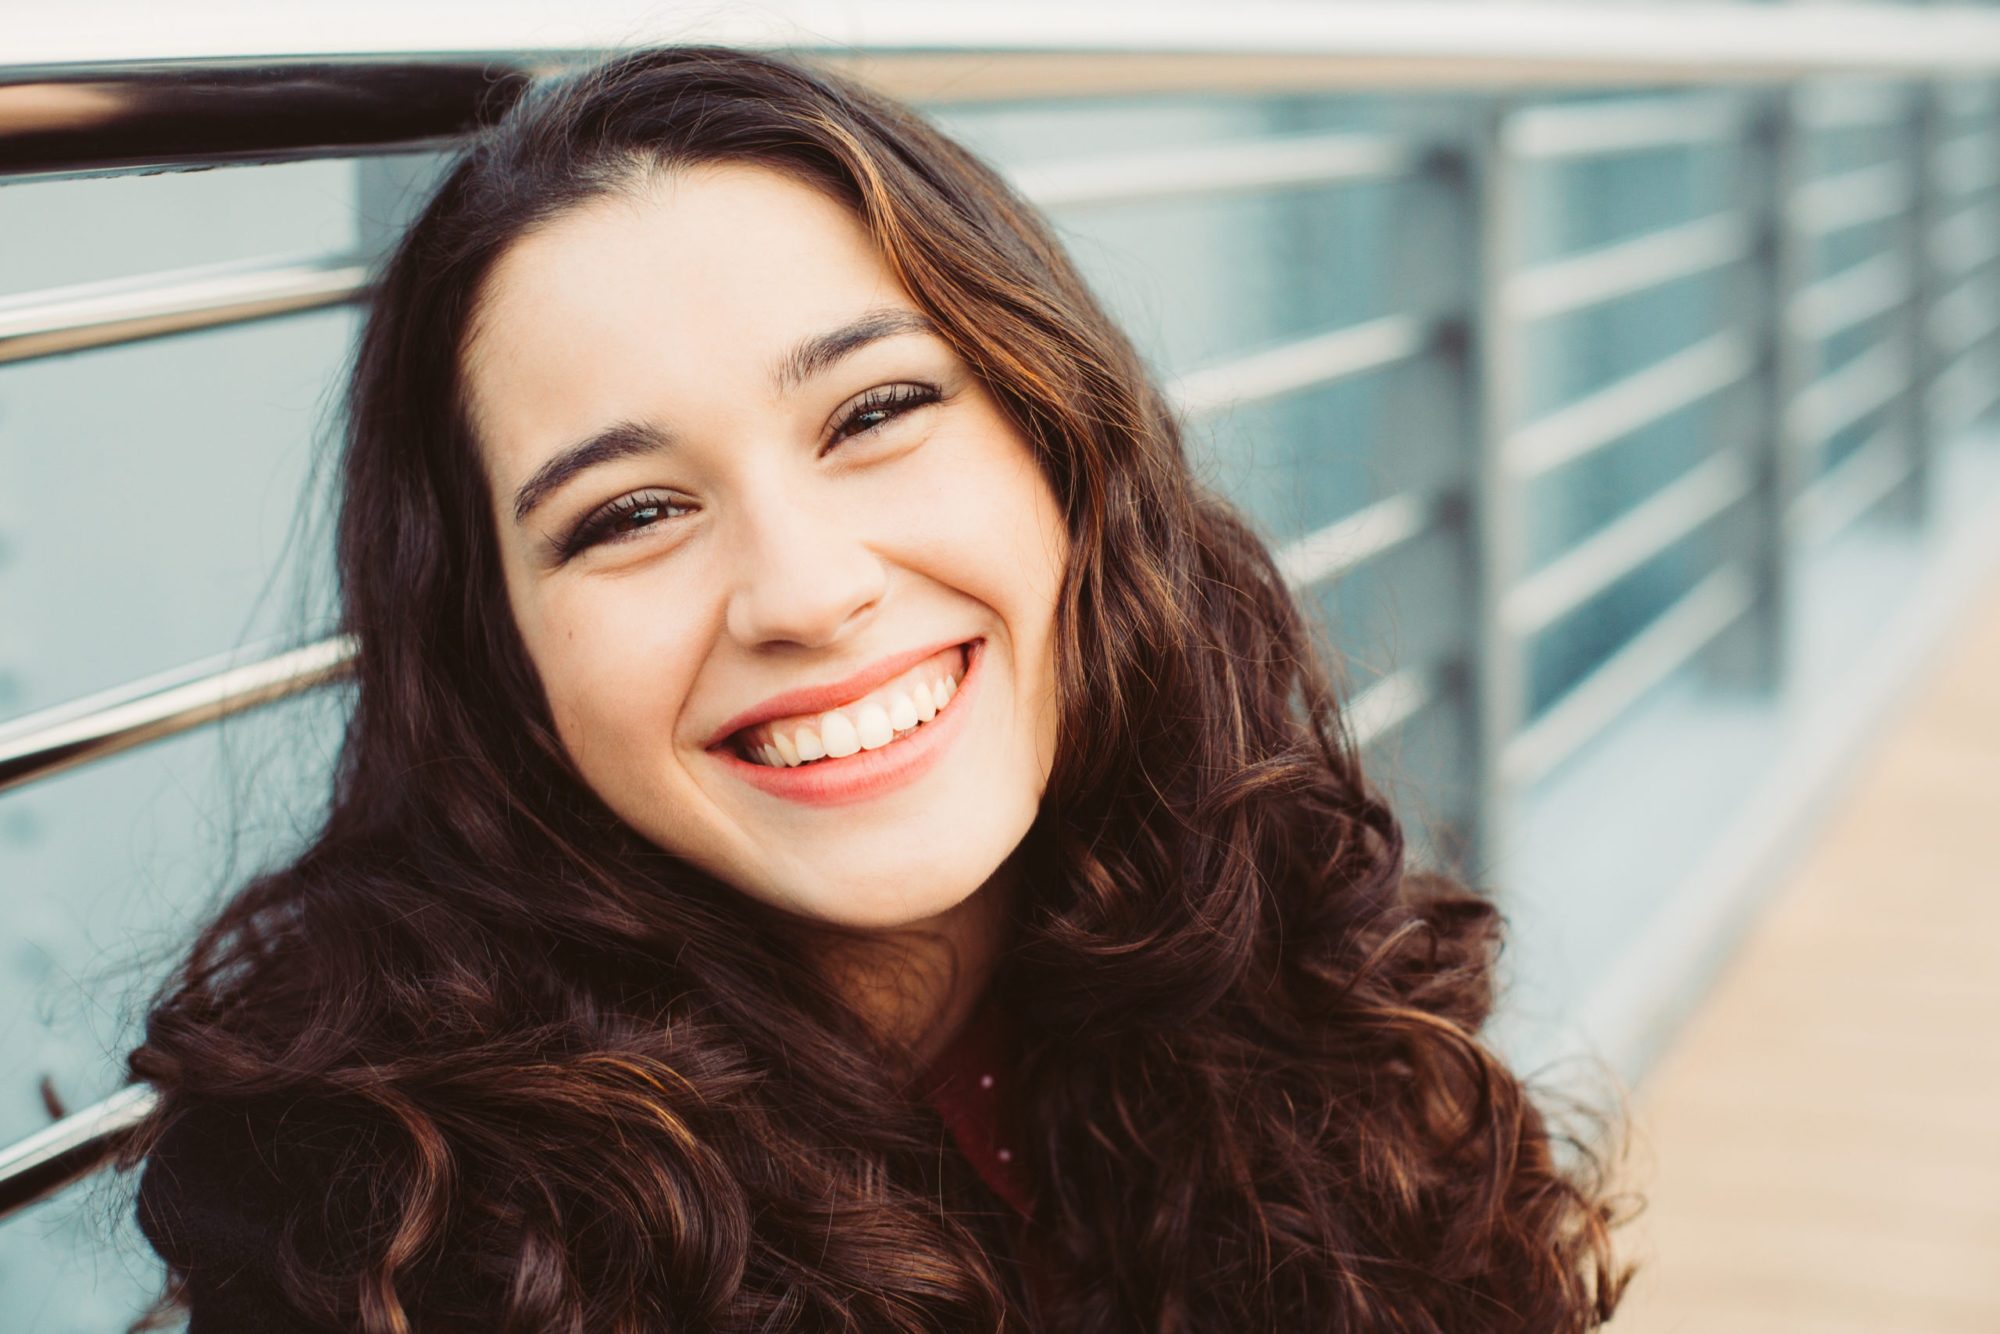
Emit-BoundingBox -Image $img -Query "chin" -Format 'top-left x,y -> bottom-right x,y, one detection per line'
760,845 -> 1009,931
793,875 -> 987,932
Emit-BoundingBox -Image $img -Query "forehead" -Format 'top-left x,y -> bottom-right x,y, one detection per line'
461,162 -> 907,474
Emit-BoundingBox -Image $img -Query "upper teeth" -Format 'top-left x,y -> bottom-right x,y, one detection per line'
737,647 -> 965,768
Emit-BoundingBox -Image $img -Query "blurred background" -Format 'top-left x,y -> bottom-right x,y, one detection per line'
2,2 -> 1997,1329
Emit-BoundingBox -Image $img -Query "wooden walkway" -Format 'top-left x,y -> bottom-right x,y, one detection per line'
1607,565 -> 2000,1332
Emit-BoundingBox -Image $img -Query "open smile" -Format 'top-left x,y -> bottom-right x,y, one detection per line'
710,639 -> 984,807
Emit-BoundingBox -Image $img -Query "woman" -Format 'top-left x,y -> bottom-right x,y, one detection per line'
125,44 -> 1637,1331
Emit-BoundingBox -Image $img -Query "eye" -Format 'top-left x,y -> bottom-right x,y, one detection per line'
553,383 -> 943,564
557,489 -> 693,560
827,382 -> 942,449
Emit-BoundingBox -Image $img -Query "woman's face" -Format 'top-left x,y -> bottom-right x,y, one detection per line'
461,162 -> 1067,931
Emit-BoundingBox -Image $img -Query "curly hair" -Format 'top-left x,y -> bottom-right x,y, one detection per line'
123,44 -> 1639,1331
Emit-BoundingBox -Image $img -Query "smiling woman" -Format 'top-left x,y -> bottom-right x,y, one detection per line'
119,45 -> 1637,1333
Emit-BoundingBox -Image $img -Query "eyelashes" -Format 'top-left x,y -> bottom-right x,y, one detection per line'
827,382 -> 941,447
556,490 -> 693,561
553,381 -> 944,561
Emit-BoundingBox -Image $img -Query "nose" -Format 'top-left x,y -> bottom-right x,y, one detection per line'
721,480 -> 887,650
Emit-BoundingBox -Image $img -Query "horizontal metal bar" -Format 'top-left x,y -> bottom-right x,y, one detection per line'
1789,160 -> 1915,236
1785,420 -> 1913,545
1787,338 -> 1909,451
1929,342 -> 2000,433
1506,212 -> 1751,323
0,252 -> 369,365
18,4 -> 2000,78
14,6 -> 2000,181
1937,80 -> 1999,120
0,1084 -> 156,1222
1503,91 -> 1743,160
1275,489 -> 1440,590
0,635 -> 356,795
1011,131 -> 1416,211
1506,330 -> 1754,477
1930,274 -> 2000,358
1793,81 -> 1910,131
1502,562 -> 1756,787
1787,250 -> 1912,345
1928,272 -> 1992,360
1931,200 -> 2000,280
1169,313 -> 1432,418
1934,128 -> 2000,198
1348,664 -> 1437,750
1502,449 -> 1754,639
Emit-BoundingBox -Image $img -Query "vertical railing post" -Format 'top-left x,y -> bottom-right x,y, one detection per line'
1464,97 -> 1529,891
1892,79 -> 1942,526
1704,87 -> 1805,697
1379,98 -> 1490,881
1929,79 -> 2000,437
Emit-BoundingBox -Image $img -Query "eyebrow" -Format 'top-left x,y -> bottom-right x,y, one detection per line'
772,307 -> 937,397
508,306 -> 941,527
511,420 -> 674,526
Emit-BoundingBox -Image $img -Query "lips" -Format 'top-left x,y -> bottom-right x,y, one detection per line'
727,642 -> 968,764
711,638 -> 987,807
705,636 -> 977,752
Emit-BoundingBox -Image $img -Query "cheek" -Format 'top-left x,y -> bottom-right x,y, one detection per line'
517,583 -> 705,772
879,422 -> 1068,621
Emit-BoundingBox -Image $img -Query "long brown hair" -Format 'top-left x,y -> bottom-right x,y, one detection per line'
125,45 -> 1638,1331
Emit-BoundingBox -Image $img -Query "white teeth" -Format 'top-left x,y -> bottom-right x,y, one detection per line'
736,645 -> 973,768
820,711 -> 861,758
854,701 -> 894,750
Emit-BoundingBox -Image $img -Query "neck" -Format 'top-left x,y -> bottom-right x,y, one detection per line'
820,856 -> 1019,1079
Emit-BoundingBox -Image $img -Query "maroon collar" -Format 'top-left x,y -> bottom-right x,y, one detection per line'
918,997 -> 1034,1219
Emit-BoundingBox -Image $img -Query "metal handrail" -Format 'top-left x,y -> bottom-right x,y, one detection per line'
1501,451 -> 1757,640
1504,91 -> 1745,161
1789,251 -> 1914,345
1274,491 -> 1445,591
0,252 -> 372,364
1505,331 -> 1756,477
1009,131 -> 1418,211
0,636 -> 357,795
1788,339 -> 1912,455
1790,160 -> 1917,236
1935,127 -> 2000,195
0,1084 -> 157,1223
1168,315 -> 1436,419
11,5 -> 2000,183
1501,564 -> 1759,787
1505,212 -> 1753,323
1795,82 -> 1911,131
1788,421 -> 1916,545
